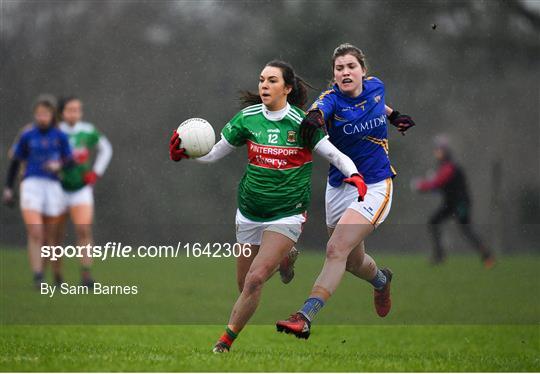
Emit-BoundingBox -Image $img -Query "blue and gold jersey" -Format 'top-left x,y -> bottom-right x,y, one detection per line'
310,77 -> 396,186
13,125 -> 72,181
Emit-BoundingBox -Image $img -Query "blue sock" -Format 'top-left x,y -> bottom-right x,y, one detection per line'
299,297 -> 325,322
369,269 -> 387,290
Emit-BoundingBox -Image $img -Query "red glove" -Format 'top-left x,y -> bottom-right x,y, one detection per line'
343,173 -> 368,202
169,131 -> 189,161
83,171 -> 99,185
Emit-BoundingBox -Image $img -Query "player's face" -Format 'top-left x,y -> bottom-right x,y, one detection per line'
434,147 -> 445,161
333,54 -> 366,97
34,105 -> 54,128
259,66 -> 292,111
62,99 -> 83,125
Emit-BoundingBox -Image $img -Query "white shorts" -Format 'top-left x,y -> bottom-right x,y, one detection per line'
63,185 -> 94,208
235,209 -> 307,245
20,177 -> 66,217
326,178 -> 393,228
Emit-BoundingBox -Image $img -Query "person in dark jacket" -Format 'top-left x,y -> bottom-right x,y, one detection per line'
412,135 -> 495,268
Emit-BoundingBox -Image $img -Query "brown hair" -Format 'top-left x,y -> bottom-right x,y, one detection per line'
240,60 -> 312,110
32,94 -> 58,125
332,43 -> 367,71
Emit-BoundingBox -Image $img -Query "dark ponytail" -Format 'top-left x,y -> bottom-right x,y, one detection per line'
240,60 -> 314,110
239,90 -> 262,107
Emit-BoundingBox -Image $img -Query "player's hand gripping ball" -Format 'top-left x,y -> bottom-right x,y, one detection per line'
169,131 -> 188,161
170,118 -> 215,161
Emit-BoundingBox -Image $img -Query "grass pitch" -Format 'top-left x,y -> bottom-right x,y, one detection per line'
0,249 -> 539,371
1,325 -> 538,371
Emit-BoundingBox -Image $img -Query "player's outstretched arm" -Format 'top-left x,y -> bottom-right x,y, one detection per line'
313,137 -> 357,176
194,138 -> 235,164
414,163 -> 455,192
169,130 -> 235,163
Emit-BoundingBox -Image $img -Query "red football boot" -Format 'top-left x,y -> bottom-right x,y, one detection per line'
374,268 -> 393,317
276,312 -> 311,339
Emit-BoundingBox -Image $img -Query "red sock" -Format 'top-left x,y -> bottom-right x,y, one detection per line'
218,326 -> 238,348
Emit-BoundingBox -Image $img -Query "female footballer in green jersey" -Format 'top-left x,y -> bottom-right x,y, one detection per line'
169,60 -> 367,353
57,96 -> 113,287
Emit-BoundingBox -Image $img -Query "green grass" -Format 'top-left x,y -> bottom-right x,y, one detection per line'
1,249 -> 539,371
1,325 -> 538,371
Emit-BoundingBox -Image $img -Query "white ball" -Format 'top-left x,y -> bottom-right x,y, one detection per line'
176,118 -> 215,158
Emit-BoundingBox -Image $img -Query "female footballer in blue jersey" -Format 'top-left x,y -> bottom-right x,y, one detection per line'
3,96 -> 73,289
276,44 -> 416,338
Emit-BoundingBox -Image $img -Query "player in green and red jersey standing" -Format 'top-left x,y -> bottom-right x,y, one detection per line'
169,60 -> 367,353
57,96 -> 113,287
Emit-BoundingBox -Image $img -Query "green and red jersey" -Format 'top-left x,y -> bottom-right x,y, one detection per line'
59,121 -> 101,191
221,103 -> 326,221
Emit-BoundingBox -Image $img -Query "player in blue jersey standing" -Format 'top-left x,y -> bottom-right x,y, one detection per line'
3,96 -> 73,289
276,44 -> 416,338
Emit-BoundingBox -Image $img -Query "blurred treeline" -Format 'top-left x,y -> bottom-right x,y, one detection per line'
1,0 -> 539,251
